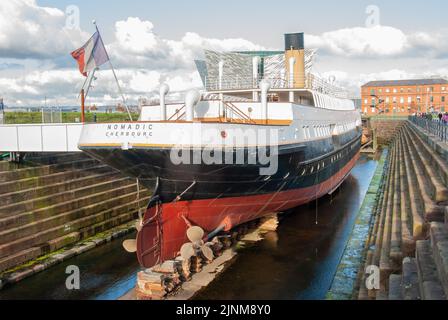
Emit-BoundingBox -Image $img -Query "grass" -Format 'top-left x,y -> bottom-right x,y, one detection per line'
4,111 -> 140,124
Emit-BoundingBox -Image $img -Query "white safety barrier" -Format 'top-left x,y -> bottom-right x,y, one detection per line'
0,123 -> 83,152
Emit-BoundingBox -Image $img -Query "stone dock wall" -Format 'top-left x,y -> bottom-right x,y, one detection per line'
354,120 -> 448,300
0,152 -> 151,288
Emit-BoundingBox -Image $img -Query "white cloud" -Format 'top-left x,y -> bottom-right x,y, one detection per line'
307,25 -> 448,58
1,2 -> 448,107
109,17 -> 266,70
0,0 -> 88,59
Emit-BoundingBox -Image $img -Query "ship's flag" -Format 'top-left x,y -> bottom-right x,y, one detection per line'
71,30 -> 109,77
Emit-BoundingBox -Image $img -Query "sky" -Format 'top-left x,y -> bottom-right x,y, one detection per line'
1,0 -> 448,107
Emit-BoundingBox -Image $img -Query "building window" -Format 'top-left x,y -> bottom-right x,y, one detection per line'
408,88 -> 412,93
442,87 -> 446,91
385,97 -> 390,103
417,96 -> 421,102
400,97 -> 404,103
430,96 -> 434,102
364,99 -> 368,104
408,97 -> 412,103
442,96 -> 445,102
370,89 -> 375,95
417,87 -> 421,92
379,89 -> 382,93
393,96 -> 397,103
393,88 -> 397,93
385,88 -> 390,93
400,88 -> 404,93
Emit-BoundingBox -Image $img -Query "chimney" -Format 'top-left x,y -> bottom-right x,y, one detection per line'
284,33 -> 305,89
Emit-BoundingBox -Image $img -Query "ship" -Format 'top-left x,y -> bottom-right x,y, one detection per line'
77,33 -> 362,268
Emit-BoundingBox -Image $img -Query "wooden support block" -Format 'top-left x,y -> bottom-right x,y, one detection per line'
135,270 -> 167,300
175,256 -> 191,281
259,213 -> 279,231
152,260 -> 181,274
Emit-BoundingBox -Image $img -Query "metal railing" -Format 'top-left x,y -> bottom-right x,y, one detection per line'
409,115 -> 448,142
205,73 -> 351,99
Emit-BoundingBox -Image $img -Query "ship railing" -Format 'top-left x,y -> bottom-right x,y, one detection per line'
223,102 -> 256,124
205,73 -> 350,99
167,104 -> 186,121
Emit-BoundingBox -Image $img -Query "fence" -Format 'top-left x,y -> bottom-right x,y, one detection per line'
41,107 -> 62,123
409,115 -> 448,143
0,123 -> 83,152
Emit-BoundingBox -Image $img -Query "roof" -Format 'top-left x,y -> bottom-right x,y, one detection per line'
233,51 -> 284,57
361,78 -> 448,88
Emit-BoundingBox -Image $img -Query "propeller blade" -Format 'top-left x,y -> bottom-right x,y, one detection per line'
180,242 -> 195,260
186,226 -> 205,242
201,245 -> 214,261
122,239 -> 137,253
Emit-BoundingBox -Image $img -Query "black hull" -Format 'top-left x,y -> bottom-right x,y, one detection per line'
81,127 -> 362,203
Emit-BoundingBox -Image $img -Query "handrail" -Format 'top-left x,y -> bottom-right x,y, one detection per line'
167,104 -> 186,121
205,73 -> 351,99
409,115 -> 448,143
224,102 -> 255,124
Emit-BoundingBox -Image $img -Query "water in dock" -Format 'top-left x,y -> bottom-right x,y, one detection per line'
0,155 -> 379,300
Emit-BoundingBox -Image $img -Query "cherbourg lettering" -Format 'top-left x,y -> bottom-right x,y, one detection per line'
105,123 -> 153,137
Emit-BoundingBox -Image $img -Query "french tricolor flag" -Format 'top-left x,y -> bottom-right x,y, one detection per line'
71,30 -> 109,77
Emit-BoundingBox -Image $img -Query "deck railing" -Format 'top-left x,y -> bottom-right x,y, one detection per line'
409,115 -> 448,143
205,73 -> 351,99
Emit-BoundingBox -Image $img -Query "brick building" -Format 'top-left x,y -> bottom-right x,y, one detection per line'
361,78 -> 448,116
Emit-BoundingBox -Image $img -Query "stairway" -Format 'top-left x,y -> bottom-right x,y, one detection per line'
0,152 -> 151,273
357,121 -> 448,300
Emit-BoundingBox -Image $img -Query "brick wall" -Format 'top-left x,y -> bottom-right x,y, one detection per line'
370,119 -> 407,145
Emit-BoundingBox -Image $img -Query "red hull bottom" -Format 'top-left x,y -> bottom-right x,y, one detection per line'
136,152 -> 360,267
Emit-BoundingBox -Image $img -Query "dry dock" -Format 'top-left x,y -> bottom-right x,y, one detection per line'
0,154 -> 380,299
354,117 -> 448,300
3,116 -> 446,300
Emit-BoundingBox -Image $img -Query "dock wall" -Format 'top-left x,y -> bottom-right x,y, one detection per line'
0,152 -> 151,286
369,117 -> 407,145
355,120 -> 448,300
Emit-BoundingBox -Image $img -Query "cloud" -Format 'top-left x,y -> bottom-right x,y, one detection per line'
1,2 -> 448,107
0,0 -> 88,59
320,68 -> 448,96
0,67 -> 203,107
0,14 -> 266,106
108,17 -> 266,70
306,25 -> 448,58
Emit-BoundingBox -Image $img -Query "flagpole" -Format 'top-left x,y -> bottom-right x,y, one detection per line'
84,68 -> 98,99
78,76 -> 89,99
93,21 -> 133,121
109,60 -> 133,121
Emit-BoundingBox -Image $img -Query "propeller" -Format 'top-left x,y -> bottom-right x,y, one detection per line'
179,226 -> 215,262
187,226 -> 204,242
201,243 -> 214,261
122,239 -> 137,253
180,242 -> 195,260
